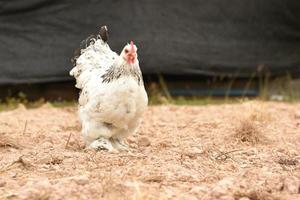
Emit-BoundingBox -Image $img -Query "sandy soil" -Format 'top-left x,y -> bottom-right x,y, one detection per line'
0,101 -> 300,200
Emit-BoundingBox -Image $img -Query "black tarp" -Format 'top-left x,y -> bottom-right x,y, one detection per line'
1,0 -> 300,85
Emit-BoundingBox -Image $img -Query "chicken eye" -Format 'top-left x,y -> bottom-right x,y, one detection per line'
124,49 -> 129,54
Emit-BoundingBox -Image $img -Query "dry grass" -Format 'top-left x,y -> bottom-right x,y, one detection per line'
233,116 -> 268,145
230,102 -> 271,145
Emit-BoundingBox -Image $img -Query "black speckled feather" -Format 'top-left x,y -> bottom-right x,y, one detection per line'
101,64 -> 143,85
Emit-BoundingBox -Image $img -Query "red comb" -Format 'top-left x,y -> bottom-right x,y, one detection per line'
130,41 -> 135,52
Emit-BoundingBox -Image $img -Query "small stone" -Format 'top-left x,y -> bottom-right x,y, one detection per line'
289,150 -> 299,157
179,194 -> 198,200
72,175 -> 89,185
277,148 -> 285,153
184,146 -> 204,158
138,137 -> 151,147
41,141 -> 53,149
190,185 -> 210,194
240,164 -> 248,168
0,179 -> 6,187
217,177 -> 235,190
18,179 -> 27,187
239,197 -> 250,200
144,175 -> 164,182
126,137 -> 135,144
219,195 -> 235,200
20,156 -> 34,167
158,141 -> 170,148
10,172 -> 17,178
178,174 -> 195,182
283,176 -> 300,194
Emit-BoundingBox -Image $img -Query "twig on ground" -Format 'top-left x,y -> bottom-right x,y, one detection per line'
0,155 -> 32,173
22,120 -> 28,135
65,132 -> 72,149
215,149 -> 243,161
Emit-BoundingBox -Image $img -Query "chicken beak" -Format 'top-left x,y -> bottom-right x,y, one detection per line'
128,53 -> 136,64
127,41 -> 136,64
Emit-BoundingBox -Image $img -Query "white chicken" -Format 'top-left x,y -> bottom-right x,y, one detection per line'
70,26 -> 148,151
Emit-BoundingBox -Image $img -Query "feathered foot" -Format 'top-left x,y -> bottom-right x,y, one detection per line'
111,138 -> 130,152
89,138 -> 115,152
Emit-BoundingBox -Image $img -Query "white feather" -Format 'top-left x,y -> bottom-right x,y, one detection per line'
70,38 -> 148,148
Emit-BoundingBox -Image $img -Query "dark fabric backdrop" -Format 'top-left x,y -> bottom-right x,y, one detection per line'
0,0 -> 300,84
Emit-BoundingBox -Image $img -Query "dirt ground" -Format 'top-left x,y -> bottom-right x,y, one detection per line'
0,101 -> 300,200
